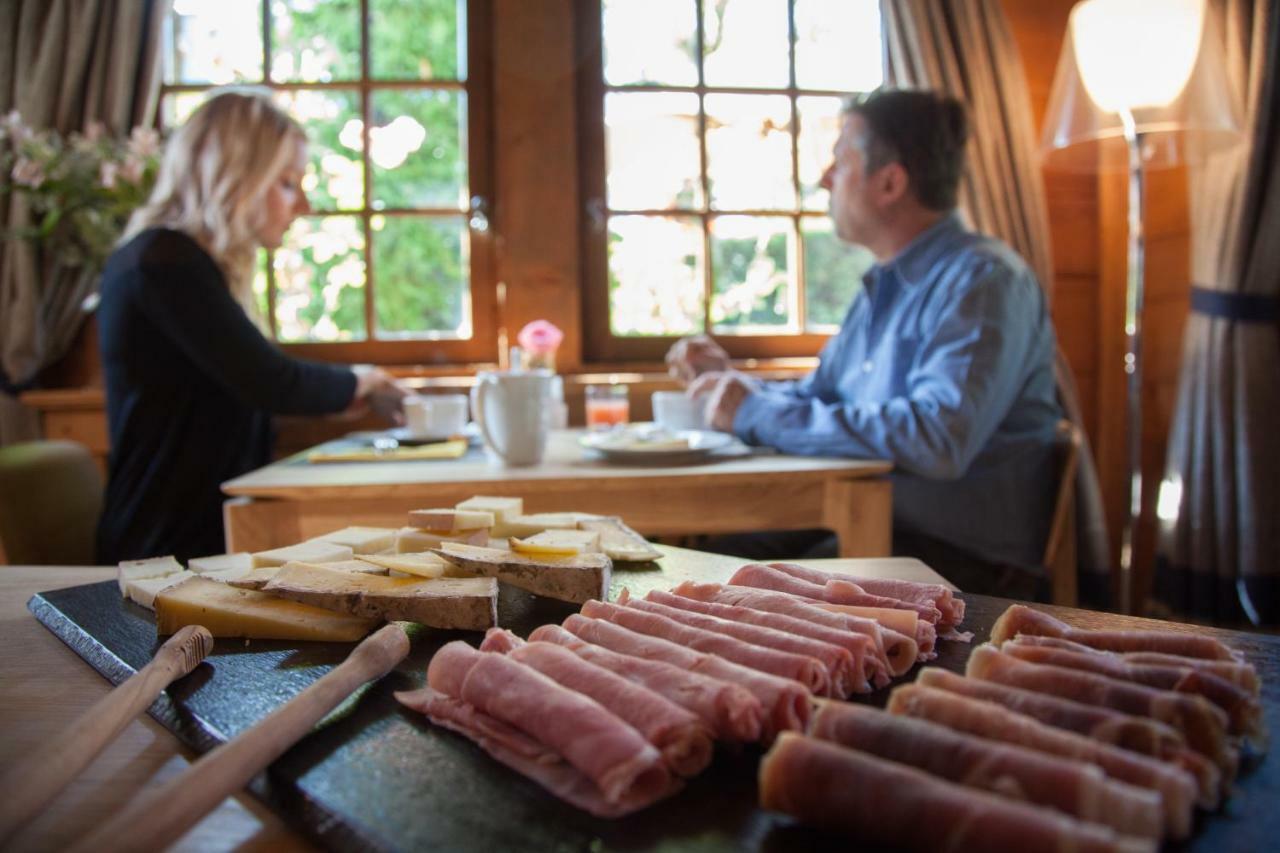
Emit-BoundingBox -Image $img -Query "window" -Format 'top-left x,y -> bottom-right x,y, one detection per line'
161,0 -> 495,363
579,0 -> 883,361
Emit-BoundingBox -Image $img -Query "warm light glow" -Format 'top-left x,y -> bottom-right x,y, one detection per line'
1071,0 -> 1205,112
1157,475 -> 1183,524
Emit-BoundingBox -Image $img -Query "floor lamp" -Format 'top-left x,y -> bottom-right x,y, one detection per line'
1040,0 -> 1240,613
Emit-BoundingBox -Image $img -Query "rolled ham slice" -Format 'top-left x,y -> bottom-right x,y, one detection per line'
1000,639 -> 1266,747
807,700 -> 1164,840
478,629 -> 714,777
395,641 -> 678,816
617,590 -> 859,697
561,613 -> 810,741
528,623 -> 764,742
990,604 -> 1244,662
580,598 -> 830,697
888,683 -> 1200,834
729,563 -> 941,624
814,601 -> 937,660
967,644 -> 1234,775
759,733 -> 1155,853
765,562 -> 965,630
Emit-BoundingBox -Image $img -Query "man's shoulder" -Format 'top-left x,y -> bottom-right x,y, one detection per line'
942,229 -> 1031,279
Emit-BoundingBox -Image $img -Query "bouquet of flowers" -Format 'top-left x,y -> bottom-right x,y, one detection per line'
1,110 -> 161,273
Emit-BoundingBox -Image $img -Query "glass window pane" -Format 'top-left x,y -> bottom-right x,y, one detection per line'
602,0 -> 698,87
608,215 -> 704,336
710,215 -> 794,332
702,0 -> 790,89
275,89 -> 365,211
165,0 -> 263,84
802,216 -> 873,329
797,95 -> 843,211
160,91 -> 208,130
606,93 -> 702,211
271,0 -> 360,82
372,0 -> 464,80
273,215 -> 368,342
373,215 -> 470,338
370,89 -> 467,210
794,0 -> 883,91
704,94 -> 794,211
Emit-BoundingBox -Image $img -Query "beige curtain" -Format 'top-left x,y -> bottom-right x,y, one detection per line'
1156,0 -> 1279,626
881,0 -> 1112,604
0,0 -> 169,445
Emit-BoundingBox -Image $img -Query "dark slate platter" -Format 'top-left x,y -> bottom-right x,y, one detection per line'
28,554 -> 1280,853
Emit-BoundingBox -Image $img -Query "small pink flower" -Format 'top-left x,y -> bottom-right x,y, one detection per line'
2,110 -> 31,145
83,121 -> 106,143
517,319 -> 564,355
99,160 -> 119,189
11,157 -> 45,188
120,154 -> 145,184
128,126 -> 160,158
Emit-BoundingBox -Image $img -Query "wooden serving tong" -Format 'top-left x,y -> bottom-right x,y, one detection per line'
0,624 -> 215,842
70,623 -> 411,853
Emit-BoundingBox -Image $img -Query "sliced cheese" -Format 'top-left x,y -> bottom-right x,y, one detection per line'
359,552 -> 466,579
512,529 -> 601,556
456,496 -> 523,536
227,567 -> 282,590
310,526 -> 398,554
434,542 -> 611,605
188,553 -> 253,575
406,508 -> 496,533
577,517 -> 662,562
126,571 -> 197,610
201,566 -> 252,584
302,558 -> 388,575
396,526 -> 490,554
252,540 -> 355,568
117,556 -> 184,596
502,512 -> 584,539
155,576 -> 377,641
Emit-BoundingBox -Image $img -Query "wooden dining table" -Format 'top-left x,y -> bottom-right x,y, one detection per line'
220,428 -> 893,557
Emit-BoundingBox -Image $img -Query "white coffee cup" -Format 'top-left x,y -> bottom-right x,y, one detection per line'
470,371 -> 553,466
404,393 -> 469,439
651,390 -> 705,432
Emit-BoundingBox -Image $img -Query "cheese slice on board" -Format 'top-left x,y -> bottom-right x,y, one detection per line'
502,512 -> 585,539
188,553 -> 253,574
263,563 -> 498,630
360,552 -> 468,579
407,508 -> 495,534
126,570 -> 197,609
252,540 -> 355,568
455,496 -> 523,536
511,529 -> 602,556
229,559 -> 386,590
577,517 -> 662,562
117,556 -> 184,595
310,526 -> 398,554
155,577 -> 377,641
228,567 -> 283,590
396,526 -> 490,554
433,543 -> 611,605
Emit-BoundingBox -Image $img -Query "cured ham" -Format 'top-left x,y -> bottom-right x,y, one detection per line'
990,604 -> 1244,662
806,700 -> 1163,840
888,683 -> 1199,834
966,645 -> 1234,774
560,613 -> 811,741
759,733 -> 1155,853
616,590 -> 859,697
579,598 -> 830,696
395,641 -> 678,817
728,563 -> 942,624
478,629 -> 714,777
764,562 -> 965,630
813,601 -> 937,660
528,623 -> 764,742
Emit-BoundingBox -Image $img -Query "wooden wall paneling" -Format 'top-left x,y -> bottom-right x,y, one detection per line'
1096,168 -> 1130,602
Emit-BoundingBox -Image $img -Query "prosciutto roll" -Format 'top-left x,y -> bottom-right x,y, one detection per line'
814,601 -> 937,660
967,645 -> 1234,774
580,598 -> 830,696
888,683 -> 1200,833
395,641 -> 677,816
616,590 -> 859,697
759,733 -> 1155,853
478,629 -> 714,777
806,701 -> 1163,840
990,604 -> 1244,662
561,613 -> 810,741
729,563 -> 942,624
528,623 -> 764,742
765,562 -> 965,630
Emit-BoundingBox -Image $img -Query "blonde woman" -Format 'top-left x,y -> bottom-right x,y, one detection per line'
96,89 -> 407,563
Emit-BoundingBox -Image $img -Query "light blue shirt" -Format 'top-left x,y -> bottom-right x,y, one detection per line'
734,213 -> 1062,570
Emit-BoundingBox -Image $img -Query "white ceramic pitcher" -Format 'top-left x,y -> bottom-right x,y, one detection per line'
470,370 -> 554,466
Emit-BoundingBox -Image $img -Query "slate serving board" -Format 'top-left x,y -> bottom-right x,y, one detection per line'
28,561 -> 1280,853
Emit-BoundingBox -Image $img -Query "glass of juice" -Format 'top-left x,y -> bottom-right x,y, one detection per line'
585,383 -> 630,430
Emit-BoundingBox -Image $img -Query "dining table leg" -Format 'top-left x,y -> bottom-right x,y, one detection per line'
823,477 -> 892,558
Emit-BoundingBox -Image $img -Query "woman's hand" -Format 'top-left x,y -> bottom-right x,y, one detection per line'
665,334 -> 730,384
346,365 -> 411,425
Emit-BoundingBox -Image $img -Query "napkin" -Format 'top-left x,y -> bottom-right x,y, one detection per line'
307,438 -> 469,463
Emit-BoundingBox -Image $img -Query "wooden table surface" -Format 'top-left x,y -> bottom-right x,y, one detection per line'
220,429 -> 893,557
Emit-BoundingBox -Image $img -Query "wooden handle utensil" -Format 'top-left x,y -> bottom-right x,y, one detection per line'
0,624 -> 214,842
70,623 -> 411,853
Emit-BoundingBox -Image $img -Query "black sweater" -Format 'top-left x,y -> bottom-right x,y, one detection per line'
95,228 -> 356,563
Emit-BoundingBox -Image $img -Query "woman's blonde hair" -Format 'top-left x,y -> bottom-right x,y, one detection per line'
125,89 -> 307,314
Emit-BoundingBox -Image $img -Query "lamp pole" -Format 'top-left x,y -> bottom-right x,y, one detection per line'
1119,111 -> 1146,616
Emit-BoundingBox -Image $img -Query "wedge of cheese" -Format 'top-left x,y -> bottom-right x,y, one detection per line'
359,552 -> 466,580
456,496 -> 523,536
262,563 -> 498,631
502,512 -> 585,539
512,529 -> 602,556
396,526 -> 490,554
577,517 -> 663,562
434,543 -> 611,605
227,567 -> 283,590
406,508 -> 496,534
188,553 -> 253,574
117,556 -> 184,595
155,576 -> 377,641
229,559 -> 385,590
126,571 -> 197,609
310,526 -> 398,554
252,540 -> 355,568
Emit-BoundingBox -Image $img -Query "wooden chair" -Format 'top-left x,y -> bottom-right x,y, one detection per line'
1042,419 -> 1082,606
0,440 -> 103,565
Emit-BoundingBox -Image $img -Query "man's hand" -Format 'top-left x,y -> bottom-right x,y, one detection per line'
689,370 -> 757,433
345,365 -> 412,425
665,334 -> 730,384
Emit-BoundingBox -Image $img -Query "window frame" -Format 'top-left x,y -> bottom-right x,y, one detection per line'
158,0 -> 498,366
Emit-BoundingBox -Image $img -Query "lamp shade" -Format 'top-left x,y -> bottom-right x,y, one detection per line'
1041,0 -> 1241,171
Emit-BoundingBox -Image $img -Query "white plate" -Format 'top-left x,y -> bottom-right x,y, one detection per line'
386,422 -> 480,445
580,425 -> 736,465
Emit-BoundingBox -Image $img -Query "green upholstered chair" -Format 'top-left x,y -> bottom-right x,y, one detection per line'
0,440 -> 103,565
